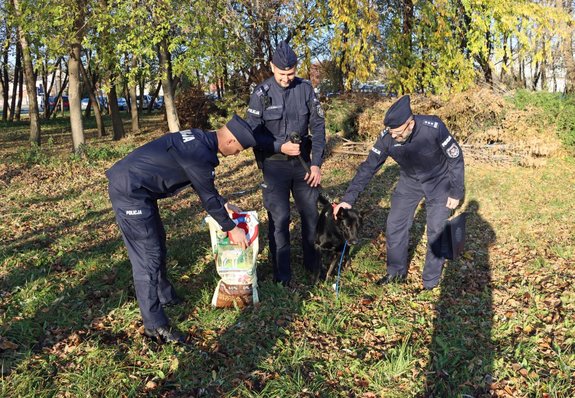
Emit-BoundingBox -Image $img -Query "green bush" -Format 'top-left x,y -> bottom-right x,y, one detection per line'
82,143 -> 136,162
324,97 -> 364,138
17,143 -> 51,165
510,90 -> 575,150
210,95 -> 250,128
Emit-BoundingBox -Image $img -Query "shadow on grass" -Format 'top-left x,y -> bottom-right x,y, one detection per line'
421,199 -> 496,397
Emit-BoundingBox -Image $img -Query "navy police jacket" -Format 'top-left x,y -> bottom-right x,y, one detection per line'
105,129 -> 236,231
247,76 -> 326,167
341,115 -> 465,205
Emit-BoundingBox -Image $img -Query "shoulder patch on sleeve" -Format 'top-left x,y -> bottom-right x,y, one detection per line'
422,119 -> 439,129
371,147 -> 381,155
446,143 -> 460,158
247,108 -> 261,116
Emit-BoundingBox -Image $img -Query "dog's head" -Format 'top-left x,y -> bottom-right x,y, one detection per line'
335,207 -> 363,245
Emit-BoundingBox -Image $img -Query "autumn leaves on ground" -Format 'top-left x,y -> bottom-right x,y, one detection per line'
1,90 -> 574,398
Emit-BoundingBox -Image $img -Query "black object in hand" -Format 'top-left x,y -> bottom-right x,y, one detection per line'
289,131 -> 301,144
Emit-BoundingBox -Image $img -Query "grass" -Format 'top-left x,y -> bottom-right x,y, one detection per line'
1,104 -> 574,397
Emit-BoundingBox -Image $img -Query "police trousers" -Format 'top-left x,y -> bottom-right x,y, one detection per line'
261,157 -> 320,283
108,184 -> 178,329
385,176 -> 451,289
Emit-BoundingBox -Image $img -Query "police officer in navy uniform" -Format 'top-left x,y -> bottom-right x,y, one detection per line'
246,40 -> 326,286
106,115 -> 256,343
334,95 -> 464,290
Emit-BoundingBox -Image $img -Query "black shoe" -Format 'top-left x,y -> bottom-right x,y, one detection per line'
144,325 -> 186,344
161,296 -> 184,308
375,274 -> 407,286
423,283 -> 439,291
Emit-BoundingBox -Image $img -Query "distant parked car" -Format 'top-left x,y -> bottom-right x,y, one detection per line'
153,96 -> 164,109
49,95 -> 69,111
136,94 -> 152,108
116,97 -> 128,111
81,96 -> 108,111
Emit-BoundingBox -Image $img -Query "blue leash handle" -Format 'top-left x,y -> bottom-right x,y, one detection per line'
335,240 -> 348,299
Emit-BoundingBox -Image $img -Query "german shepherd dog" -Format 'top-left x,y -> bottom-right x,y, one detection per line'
314,195 -> 363,282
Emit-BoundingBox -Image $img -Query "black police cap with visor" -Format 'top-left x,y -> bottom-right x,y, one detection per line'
272,40 -> 298,70
226,114 -> 256,149
383,95 -> 413,130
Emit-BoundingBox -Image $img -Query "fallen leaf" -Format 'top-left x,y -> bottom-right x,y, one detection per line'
145,380 -> 157,390
0,338 -> 18,350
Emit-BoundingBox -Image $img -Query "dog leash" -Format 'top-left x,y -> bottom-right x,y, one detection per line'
334,240 -> 348,299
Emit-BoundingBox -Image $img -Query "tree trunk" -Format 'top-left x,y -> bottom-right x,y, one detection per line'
128,83 -> 139,134
15,66 -> 23,120
403,0 -> 414,52
521,59 -> 527,88
79,59 -> 106,137
13,0 -> 41,145
69,43 -> 85,154
2,38 -> 10,121
475,31 -> 493,85
138,79 -> 145,114
501,33 -> 509,80
43,58 -> 61,119
9,42 -> 22,122
158,37 -> 180,132
49,74 -> 68,119
147,80 -> 162,114
562,0 -> 575,93
532,61 -> 541,90
127,56 -> 140,133
1,35 -> 9,121
109,84 -> 125,140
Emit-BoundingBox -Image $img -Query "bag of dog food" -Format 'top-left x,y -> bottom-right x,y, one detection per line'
205,211 -> 259,308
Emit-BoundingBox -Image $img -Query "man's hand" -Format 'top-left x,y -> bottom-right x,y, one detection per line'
333,202 -> 352,220
446,197 -> 460,210
280,142 -> 301,156
224,202 -> 242,214
304,165 -> 321,187
228,226 -> 248,249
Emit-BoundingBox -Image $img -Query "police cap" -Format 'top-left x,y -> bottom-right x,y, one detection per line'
384,95 -> 413,128
272,40 -> 298,70
226,114 -> 256,149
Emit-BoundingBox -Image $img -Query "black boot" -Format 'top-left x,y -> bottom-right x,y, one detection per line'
375,274 -> 407,286
144,325 -> 186,344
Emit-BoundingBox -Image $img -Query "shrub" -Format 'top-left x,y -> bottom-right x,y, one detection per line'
82,144 -> 136,162
324,94 -> 379,138
176,87 -> 224,130
510,90 -> 575,151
